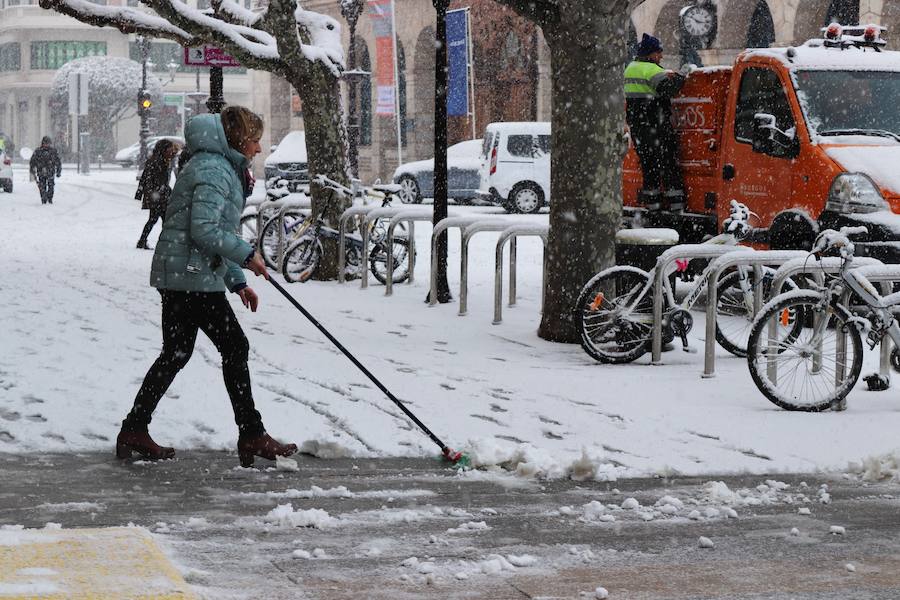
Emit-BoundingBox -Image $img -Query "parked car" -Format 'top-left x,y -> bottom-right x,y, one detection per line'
0,151 -> 11,193
265,131 -> 308,199
478,122 -> 551,214
392,139 -> 483,204
114,136 -> 185,168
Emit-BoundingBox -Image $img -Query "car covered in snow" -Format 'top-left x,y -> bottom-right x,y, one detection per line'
114,136 -> 184,168
264,131 -> 308,199
0,151 -> 12,193
392,139 -> 483,204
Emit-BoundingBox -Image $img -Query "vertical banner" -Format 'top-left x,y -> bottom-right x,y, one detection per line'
367,0 -> 396,116
446,9 -> 469,117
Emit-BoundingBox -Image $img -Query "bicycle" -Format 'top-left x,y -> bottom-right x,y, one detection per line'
281,176 -> 410,285
746,225 -> 900,412
576,201 -> 799,364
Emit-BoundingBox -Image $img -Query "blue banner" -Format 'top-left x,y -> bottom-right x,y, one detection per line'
446,9 -> 468,117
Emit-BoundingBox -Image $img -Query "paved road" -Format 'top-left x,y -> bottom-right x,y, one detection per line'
1,452 -> 899,599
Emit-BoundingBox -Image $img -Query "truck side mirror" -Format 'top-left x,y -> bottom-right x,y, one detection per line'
752,113 -> 799,158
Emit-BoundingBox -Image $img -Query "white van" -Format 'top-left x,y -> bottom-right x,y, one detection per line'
478,121 -> 550,214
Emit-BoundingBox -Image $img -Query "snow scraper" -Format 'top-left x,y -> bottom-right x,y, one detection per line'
269,277 -> 469,466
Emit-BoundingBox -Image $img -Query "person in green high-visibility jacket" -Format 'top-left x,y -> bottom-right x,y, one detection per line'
625,33 -> 687,214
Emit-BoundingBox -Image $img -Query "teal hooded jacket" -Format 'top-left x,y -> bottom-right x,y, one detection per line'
149,114 -> 254,293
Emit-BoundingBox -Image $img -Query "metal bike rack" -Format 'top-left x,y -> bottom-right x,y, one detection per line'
493,224 -> 549,324
273,199 -> 312,270
360,206 -> 429,290
651,245 -> 752,365
254,195 -> 310,245
385,208 -> 452,296
762,256 -> 886,400
338,204 -> 382,284
702,250 -> 808,378
460,220 -> 527,316
842,265 -> 900,387
429,216 -> 506,305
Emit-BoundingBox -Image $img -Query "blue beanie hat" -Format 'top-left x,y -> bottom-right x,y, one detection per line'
636,33 -> 663,56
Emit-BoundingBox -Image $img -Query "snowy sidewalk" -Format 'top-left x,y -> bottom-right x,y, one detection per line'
1,167 -> 899,479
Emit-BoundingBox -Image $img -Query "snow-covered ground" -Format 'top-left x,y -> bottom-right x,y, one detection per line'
1,166 -> 898,479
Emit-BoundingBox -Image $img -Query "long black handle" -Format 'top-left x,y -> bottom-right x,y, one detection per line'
268,277 -> 451,453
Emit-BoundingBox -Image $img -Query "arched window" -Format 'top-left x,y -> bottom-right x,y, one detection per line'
357,39 -> 372,147
397,38 -> 407,148
746,0 -> 775,48
825,0 -> 859,25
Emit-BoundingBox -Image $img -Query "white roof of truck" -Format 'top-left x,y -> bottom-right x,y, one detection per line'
484,121 -> 550,135
742,41 -> 900,71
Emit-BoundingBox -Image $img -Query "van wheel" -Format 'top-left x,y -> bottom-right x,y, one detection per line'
769,212 -> 817,251
509,183 -> 543,214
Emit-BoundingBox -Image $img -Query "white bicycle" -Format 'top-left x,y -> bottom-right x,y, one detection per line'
746,226 -> 900,411
577,201 -> 799,363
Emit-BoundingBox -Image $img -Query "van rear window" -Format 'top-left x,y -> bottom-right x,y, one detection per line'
507,135 -> 533,157
481,133 -> 493,158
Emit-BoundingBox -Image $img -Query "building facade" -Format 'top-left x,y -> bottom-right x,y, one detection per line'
0,0 -> 252,157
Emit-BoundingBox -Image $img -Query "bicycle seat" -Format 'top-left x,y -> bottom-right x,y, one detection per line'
372,183 -> 402,195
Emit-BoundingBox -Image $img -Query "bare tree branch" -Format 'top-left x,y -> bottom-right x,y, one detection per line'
37,0 -> 193,44
210,0 -> 262,27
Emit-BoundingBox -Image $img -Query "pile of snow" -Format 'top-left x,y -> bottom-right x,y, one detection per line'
299,439 -> 358,459
464,441 -> 622,481
848,451 -> 900,481
263,504 -> 337,529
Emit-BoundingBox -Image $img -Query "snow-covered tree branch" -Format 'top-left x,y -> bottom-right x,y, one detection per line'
38,0 -> 353,278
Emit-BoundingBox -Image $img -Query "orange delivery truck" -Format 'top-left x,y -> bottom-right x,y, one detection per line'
623,24 -> 900,262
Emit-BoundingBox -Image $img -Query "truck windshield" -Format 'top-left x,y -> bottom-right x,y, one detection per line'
795,70 -> 900,140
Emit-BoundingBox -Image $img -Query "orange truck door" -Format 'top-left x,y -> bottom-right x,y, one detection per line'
721,65 -> 799,226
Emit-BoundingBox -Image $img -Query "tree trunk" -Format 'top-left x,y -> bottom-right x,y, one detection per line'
289,64 -> 351,280
537,10 -> 629,342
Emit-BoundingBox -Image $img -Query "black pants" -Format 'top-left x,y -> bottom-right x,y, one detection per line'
123,290 -> 265,439
137,205 -> 164,247
37,176 -> 54,204
630,122 -> 684,202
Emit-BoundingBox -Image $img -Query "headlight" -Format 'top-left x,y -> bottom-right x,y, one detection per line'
825,172 -> 888,214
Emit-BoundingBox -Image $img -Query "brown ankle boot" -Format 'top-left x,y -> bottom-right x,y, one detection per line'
237,433 -> 298,467
116,430 -> 176,460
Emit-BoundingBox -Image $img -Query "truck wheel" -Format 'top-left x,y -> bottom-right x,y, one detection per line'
768,212 -> 817,251
509,183 -> 543,214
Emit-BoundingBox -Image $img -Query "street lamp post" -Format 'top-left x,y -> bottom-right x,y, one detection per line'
340,0 -> 365,178
430,0 -> 452,303
137,35 -> 151,170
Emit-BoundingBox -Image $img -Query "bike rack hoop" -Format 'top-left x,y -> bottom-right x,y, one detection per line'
459,219 -> 529,316
702,250 -> 808,378
768,256 -> 885,298
359,206 -> 431,290
384,209 -> 455,296
493,224 -> 549,324
650,244 -> 752,365
338,204 -> 386,284
429,216 -> 508,305
841,267 -> 900,384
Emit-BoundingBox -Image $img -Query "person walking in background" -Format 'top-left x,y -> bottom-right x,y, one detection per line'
29,136 -> 62,205
116,106 -> 298,468
136,139 -> 181,250
624,33 -> 688,215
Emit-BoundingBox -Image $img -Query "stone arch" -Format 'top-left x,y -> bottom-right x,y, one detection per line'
654,0 -> 693,67
411,26 -> 435,161
747,0 -> 776,47
793,0 -> 859,43
718,0 -> 773,48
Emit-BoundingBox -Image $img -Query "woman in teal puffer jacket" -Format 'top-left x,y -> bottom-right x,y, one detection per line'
117,106 -> 297,467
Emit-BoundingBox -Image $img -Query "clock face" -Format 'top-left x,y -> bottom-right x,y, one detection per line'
682,5 -> 715,37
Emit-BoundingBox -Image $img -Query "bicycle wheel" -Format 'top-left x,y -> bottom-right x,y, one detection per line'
282,236 -> 322,283
715,268 -> 800,357
577,266 -> 660,364
259,210 -> 306,270
747,291 -> 862,411
369,238 -> 410,284
240,213 -> 258,246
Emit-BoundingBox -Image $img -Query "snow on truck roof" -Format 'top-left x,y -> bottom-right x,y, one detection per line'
740,40 -> 900,71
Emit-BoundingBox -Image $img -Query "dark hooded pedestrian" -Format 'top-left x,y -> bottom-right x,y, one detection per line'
29,136 -> 62,205
135,139 -> 181,250
117,106 -> 298,467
